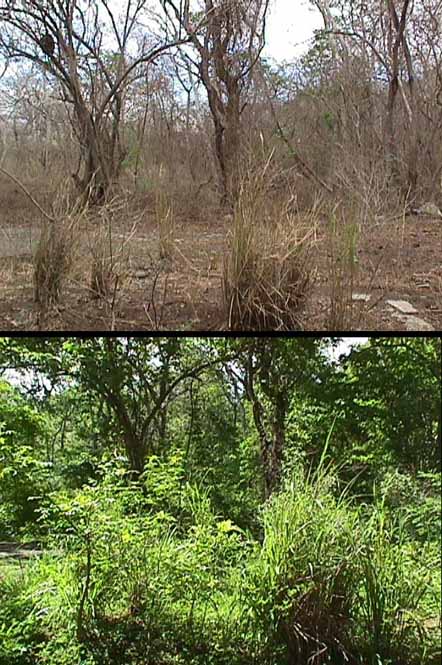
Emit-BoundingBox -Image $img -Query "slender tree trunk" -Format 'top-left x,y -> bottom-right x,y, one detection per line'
213,118 -> 228,202
134,74 -> 150,187
223,90 -> 242,205
385,73 -> 400,179
245,350 -> 287,499
270,394 -> 286,493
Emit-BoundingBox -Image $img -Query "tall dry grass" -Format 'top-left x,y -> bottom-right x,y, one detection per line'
325,203 -> 359,330
33,184 -> 86,314
223,156 -> 319,331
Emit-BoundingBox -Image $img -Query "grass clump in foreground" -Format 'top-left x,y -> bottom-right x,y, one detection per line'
0,458 -> 439,665
223,157 -> 317,331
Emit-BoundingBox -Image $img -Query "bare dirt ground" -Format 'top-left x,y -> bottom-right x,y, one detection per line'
0,180 -> 441,331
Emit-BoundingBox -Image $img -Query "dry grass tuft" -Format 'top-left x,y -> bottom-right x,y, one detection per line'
83,197 -> 141,327
90,249 -> 113,300
33,222 -> 72,310
88,200 -> 121,300
34,218 -> 76,312
223,158 -> 318,331
326,203 -> 359,330
33,188 -> 85,312
156,187 -> 175,261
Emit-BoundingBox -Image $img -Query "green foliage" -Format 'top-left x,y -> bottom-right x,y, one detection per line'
379,470 -> 442,543
0,563 -> 45,665
323,111 -> 336,131
354,503 -> 440,665
17,460 -> 252,665
142,451 -> 186,517
0,336 -> 440,665
0,382 -> 53,536
0,462 -> 440,665
245,470 -> 359,664
169,379 -> 260,529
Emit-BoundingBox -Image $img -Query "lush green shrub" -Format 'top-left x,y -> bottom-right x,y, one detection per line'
0,380 -> 53,537
0,561 -> 50,665
1,454 -> 439,665
0,431 -> 52,539
31,462 -> 253,665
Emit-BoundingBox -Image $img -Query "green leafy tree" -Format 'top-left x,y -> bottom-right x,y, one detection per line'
223,338 -> 330,498
0,337 -> 236,476
0,380 -> 52,536
285,336 -> 441,494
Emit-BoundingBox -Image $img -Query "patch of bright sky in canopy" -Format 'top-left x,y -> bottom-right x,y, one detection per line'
264,0 -> 323,60
328,338 -> 370,363
111,0 -> 323,61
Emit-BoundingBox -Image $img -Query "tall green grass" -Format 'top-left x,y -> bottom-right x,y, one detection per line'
245,470 -> 359,664
354,501 -> 441,665
244,466 -> 440,665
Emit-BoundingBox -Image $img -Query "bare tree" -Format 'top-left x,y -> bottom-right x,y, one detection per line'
161,0 -> 270,206
384,0 -> 416,190
313,0 -> 424,196
0,0 -> 191,203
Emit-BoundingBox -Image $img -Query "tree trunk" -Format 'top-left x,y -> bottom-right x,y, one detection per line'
72,104 -> 124,205
385,74 -> 400,180
385,0 -> 412,187
210,101 -> 241,208
223,90 -> 242,205
213,117 -> 228,203
270,394 -> 286,493
245,350 -> 287,499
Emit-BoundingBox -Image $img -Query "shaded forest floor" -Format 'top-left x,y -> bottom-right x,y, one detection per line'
0,178 -> 440,331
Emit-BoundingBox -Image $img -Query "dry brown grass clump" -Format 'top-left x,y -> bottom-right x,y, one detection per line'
87,198 -> 127,300
81,196 -> 144,328
33,221 -> 73,310
223,158 -> 318,331
33,187 -> 85,312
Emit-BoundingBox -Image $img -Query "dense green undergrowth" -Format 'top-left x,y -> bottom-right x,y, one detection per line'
0,337 -> 440,665
1,460 -> 440,665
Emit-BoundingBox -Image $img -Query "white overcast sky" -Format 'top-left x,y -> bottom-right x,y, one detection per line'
264,0 -> 323,60
140,0 -> 323,62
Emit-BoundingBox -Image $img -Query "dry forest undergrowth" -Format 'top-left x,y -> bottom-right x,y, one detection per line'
0,173 -> 441,332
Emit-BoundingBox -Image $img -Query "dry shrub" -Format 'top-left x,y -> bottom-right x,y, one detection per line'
223,157 -> 318,331
33,222 -> 72,309
85,197 -> 139,322
139,127 -> 217,218
88,202 -> 118,300
335,151 -> 405,225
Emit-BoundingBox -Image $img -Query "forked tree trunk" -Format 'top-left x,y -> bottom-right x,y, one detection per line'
73,103 -> 124,205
